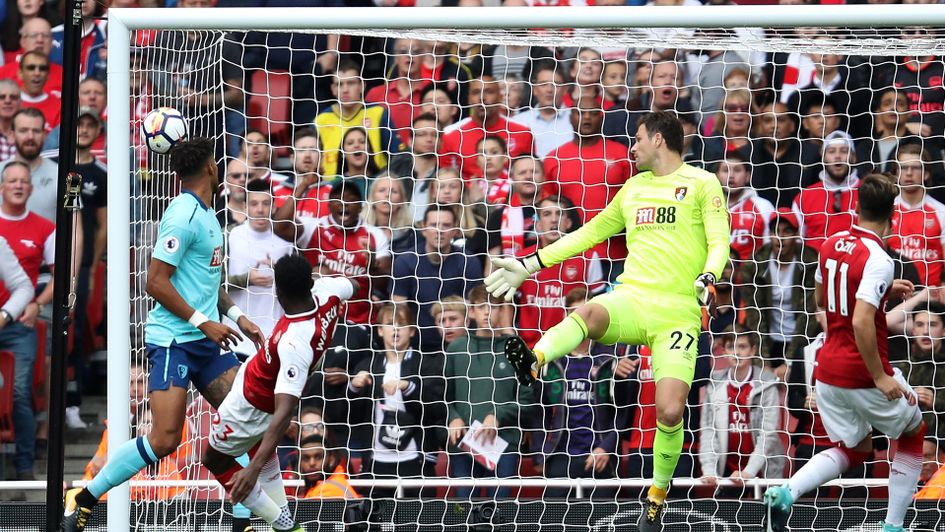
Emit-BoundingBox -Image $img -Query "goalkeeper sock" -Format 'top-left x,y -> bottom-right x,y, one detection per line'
87,435 -> 158,499
652,420 -> 684,490
533,313 -> 589,365
787,446 -> 866,500
886,423 -> 925,527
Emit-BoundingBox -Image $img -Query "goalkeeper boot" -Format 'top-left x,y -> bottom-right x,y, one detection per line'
763,485 -> 794,532
62,488 -> 95,532
638,485 -> 667,532
504,336 -> 539,386
881,524 -> 906,532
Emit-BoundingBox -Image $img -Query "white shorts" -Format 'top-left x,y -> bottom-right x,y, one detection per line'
209,367 -> 272,457
815,368 -> 923,448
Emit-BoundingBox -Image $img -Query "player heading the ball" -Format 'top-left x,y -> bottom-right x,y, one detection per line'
204,254 -> 357,532
63,138 -> 265,532
764,174 -> 922,532
485,110 -> 730,532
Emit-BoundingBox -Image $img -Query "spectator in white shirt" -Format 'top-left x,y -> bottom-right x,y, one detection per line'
511,61 -> 573,157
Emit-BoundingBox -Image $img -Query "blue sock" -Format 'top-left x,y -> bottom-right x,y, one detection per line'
87,436 -> 158,498
232,453 -> 252,519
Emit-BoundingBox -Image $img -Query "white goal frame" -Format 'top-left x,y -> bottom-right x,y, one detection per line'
106,5 -> 945,531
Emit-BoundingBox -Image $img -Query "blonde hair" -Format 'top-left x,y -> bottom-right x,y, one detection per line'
431,295 -> 467,319
361,172 -> 414,232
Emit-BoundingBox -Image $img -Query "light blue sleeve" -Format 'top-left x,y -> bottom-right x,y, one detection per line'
151,203 -> 195,268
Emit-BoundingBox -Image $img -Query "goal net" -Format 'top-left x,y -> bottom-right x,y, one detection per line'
103,5 -> 945,531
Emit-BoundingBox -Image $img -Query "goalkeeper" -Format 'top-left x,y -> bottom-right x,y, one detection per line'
485,111 -> 729,532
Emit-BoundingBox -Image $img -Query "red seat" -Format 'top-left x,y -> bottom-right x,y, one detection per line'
84,262 -> 106,353
0,351 -> 15,442
246,70 -> 293,155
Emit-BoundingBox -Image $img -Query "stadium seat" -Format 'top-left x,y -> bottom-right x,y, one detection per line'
32,320 -> 47,413
0,351 -> 15,443
84,262 -> 106,353
247,69 -> 293,157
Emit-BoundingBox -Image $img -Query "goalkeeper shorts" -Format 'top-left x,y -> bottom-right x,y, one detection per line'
591,286 -> 701,386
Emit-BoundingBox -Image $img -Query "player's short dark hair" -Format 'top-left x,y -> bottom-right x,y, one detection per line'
245,178 -> 270,194
639,111 -> 684,155
857,173 -> 899,223
300,433 -> 324,449
274,254 -> 314,300
169,138 -> 215,181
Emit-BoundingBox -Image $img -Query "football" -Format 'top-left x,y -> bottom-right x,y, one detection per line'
141,107 -> 188,154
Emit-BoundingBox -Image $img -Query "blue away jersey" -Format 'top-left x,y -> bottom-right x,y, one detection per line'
144,191 -> 224,347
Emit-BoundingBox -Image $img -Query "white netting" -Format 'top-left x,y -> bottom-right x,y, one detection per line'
111,15 -> 945,531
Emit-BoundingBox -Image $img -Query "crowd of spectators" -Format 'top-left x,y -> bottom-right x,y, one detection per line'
3,0 -> 945,503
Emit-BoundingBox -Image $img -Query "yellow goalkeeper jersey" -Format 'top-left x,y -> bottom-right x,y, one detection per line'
537,163 -> 730,297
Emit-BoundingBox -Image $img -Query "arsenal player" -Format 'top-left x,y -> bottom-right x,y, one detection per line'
765,174 -> 923,532
718,152 -> 774,262
204,254 -> 357,532
888,143 -> 945,288
516,195 -> 604,348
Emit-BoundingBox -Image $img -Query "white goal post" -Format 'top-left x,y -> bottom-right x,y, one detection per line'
105,5 -> 945,532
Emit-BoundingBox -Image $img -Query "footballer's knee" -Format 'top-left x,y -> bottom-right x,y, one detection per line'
147,429 -> 183,459
903,420 -> 927,440
576,303 -> 609,340
656,404 -> 685,428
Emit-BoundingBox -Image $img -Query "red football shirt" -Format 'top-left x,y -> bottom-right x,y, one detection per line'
792,177 -> 859,253
729,191 -> 774,261
365,80 -> 426,147
242,278 -> 352,413
20,91 -> 62,130
725,375 -> 755,474
888,195 -> 945,287
515,243 -> 604,347
0,210 -> 55,309
439,116 -> 534,179
298,216 -> 390,324
813,225 -> 895,389
543,139 -> 632,259
273,182 -> 333,220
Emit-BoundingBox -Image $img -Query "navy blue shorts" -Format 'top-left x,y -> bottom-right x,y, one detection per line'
145,338 -> 240,393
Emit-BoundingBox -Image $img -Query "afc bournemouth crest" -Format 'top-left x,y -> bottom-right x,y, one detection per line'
674,187 -> 688,201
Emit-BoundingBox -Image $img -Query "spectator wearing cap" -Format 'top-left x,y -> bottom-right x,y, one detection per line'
740,207 -> 819,374
272,178 -> 391,325
44,78 -> 107,156
888,143 -> 945,288
16,50 -> 59,130
792,130 -> 860,252
738,100 -> 819,208
0,80 -> 21,162
718,152 -> 774,264
0,17 -> 63,94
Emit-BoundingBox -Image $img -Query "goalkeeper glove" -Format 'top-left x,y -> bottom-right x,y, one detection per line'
695,272 -> 719,319
485,254 -> 543,302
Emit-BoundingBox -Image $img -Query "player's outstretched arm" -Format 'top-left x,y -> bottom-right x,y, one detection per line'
226,392 -> 299,503
218,286 -> 264,350
146,258 -> 242,349
698,175 -> 731,282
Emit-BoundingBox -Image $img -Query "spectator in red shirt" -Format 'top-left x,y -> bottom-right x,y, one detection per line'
440,76 -> 535,179
516,195 -> 605,348
562,48 -> 610,111
366,38 -> 428,147
792,131 -> 860,252
0,17 -> 63,94
17,51 -> 59,130
276,128 -> 332,221
719,152 -> 774,263
0,161 -> 55,480
544,93 -> 632,262
888,143 -> 945,288
0,81 -> 21,162
472,135 -> 510,205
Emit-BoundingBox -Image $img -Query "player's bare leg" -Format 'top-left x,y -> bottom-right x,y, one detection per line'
639,377 -> 689,532
504,302 -> 609,385
764,437 -> 873,532
205,446 -> 301,532
200,366 -> 239,408
63,387 -> 188,532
